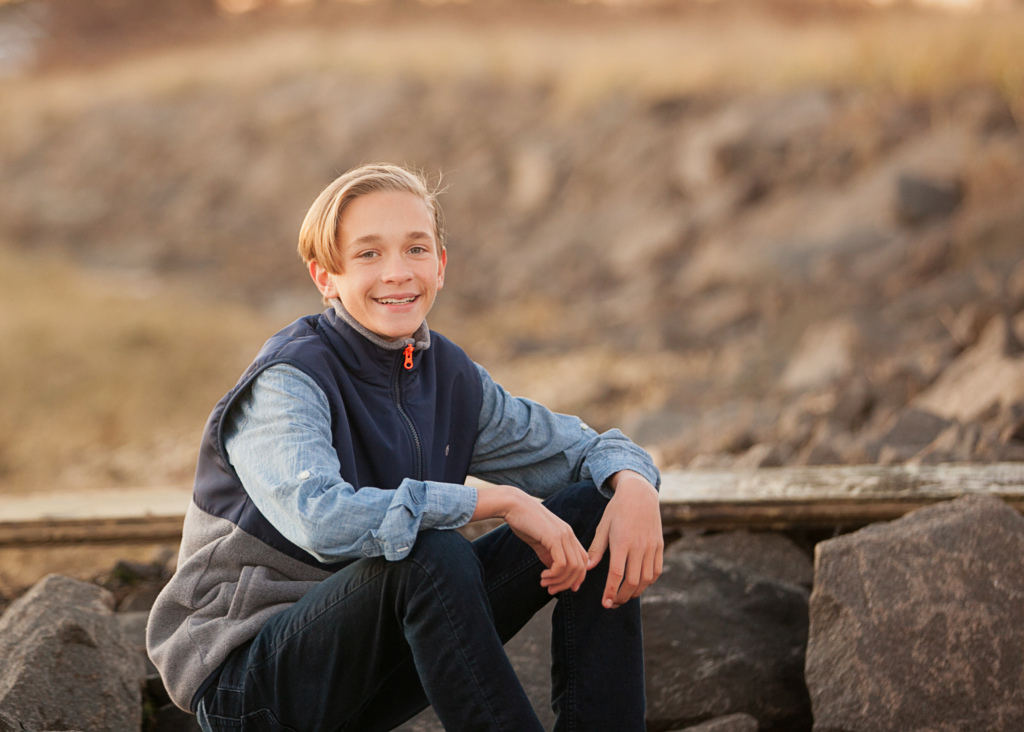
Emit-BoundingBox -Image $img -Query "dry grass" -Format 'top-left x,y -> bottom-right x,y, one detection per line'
0,246 -> 287,493
2,6 -> 1023,117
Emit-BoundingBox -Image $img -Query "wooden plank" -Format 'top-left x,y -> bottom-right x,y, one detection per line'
2,464 -> 1024,546
0,516 -> 185,548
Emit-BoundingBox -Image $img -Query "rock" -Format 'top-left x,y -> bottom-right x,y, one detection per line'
941,302 -> 997,348
914,315 -> 1024,422
116,610 -> 158,676
733,444 -> 785,469
895,173 -> 963,225
827,377 -> 874,432
118,583 -> 165,612
154,704 -> 202,732
780,320 -> 859,392
688,453 -> 736,470
0,575 -> 144,732
110,559 -> 165,584
665,531 -> 813,588
0,710 -> 26,732
1008,258 -> 1024,303
873,407 -> 952,465
906,421 -> 980,465
806,494 -> 1024,732
643,552 -> 812,732
673,713 -> 759,732
796,439 -> 842,466
507,144 -> 556,214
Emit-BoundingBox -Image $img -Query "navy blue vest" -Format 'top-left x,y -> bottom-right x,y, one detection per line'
191,309 -> 483,572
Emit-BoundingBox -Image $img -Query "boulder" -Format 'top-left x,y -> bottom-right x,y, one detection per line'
116,610 -> 159,677
895,174 -> 963,225
733,444 -> 786,469
914,315 -> 1024,422
873,407 -> 952,464
153,705 -> 202,732
0,710 -> 25,732
665,531 -> 814,588
906,421 -> 980,465
673,713 -> 759,732
0,575 -> 144,732
643,552 -> 812,732
806,494 -> 1024,731
780,320 -> 859,392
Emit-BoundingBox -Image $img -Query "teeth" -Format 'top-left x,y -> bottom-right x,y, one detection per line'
378,297 -> 416,305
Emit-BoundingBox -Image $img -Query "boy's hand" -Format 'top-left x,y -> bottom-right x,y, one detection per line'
586,470 -> 663,609
473,485 -> 589,595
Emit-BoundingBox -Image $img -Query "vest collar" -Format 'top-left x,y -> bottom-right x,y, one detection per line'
316,300 -> 431,385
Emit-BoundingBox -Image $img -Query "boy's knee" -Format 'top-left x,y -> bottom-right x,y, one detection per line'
543,480 -> 608,537
402,529 -> 480,579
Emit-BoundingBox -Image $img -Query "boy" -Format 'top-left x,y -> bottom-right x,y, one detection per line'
147,164 -> 663,732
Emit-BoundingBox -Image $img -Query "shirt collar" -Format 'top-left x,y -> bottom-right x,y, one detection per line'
328,298 -> 431,353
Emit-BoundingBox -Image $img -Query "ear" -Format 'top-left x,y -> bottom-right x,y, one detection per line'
436,247 -> 447,291
309,261 -> 339,299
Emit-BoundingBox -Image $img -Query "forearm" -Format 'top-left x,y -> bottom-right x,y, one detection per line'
470,484 -> 525,522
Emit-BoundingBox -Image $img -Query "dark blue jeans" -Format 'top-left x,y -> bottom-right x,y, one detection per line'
196,481 -> 645,732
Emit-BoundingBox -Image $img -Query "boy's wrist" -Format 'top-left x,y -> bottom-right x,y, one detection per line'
471,484 -> 520,522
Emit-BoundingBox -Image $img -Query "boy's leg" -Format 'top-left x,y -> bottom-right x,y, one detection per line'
199,528 -> 545,732
351,481 -> 645,731
473,481 -> 647,732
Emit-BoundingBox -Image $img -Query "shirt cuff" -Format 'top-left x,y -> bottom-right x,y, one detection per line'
379,480 -> 479,561
584,455 -> 661,500
421,481 -> 478,530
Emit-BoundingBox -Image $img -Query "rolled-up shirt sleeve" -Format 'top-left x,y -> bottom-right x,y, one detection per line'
223,364 -> 477,563
469,364 -> 660,499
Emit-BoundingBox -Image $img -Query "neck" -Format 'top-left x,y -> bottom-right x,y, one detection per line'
329,298 -> 431,352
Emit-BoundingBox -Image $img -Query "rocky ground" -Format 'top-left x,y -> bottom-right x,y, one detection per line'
2,492 -> 1022,732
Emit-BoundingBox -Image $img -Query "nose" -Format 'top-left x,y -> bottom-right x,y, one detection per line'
380,252 -> 413,284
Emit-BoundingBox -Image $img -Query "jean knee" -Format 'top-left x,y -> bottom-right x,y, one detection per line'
542,481 -> 608,539
401,529 -> 481,581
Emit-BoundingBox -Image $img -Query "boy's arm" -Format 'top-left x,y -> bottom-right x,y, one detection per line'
469,364 -> 660,497
470,364 -> 663,607
223,364 -> 477,563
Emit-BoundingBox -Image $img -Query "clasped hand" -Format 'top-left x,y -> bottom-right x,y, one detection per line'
472,470 -> 663,608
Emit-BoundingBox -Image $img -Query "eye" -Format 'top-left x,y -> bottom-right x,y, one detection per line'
409,245 -> 429,255
357,250 -> 378,259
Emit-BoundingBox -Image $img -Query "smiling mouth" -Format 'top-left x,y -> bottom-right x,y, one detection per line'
375,296 -> 419,305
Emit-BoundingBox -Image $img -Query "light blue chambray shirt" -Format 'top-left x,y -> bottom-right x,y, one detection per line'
223,360 -> 660,565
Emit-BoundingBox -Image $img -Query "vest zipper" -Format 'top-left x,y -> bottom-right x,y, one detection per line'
392,349 -> 424,481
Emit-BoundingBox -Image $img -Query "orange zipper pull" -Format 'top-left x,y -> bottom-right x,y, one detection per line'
403,344 -> 414,370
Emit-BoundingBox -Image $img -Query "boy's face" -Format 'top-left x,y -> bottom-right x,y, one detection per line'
310,190 -> 446,341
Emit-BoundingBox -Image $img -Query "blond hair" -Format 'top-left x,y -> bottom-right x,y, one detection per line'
298,164 -> 445,274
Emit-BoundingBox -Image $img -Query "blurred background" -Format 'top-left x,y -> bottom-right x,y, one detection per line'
1,0 -> 1023,504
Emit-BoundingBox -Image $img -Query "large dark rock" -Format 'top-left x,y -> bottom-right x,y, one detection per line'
806,494 -> 1024,731
896,174 -> 963,225
666,531 -> 813,588
875,407 -> 952,464
0,575 -> 144,732
643,552 -> 812,732
674,713 -> 759,732
0,710 -> 25,732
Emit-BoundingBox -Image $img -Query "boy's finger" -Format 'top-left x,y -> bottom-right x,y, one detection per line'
632,550 -> 656,599
587,519 -> 610,569
615,550 -> 642,606
602,548 -> 626,609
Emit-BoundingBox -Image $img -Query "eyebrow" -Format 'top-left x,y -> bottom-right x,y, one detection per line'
350,231 -> 433,246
